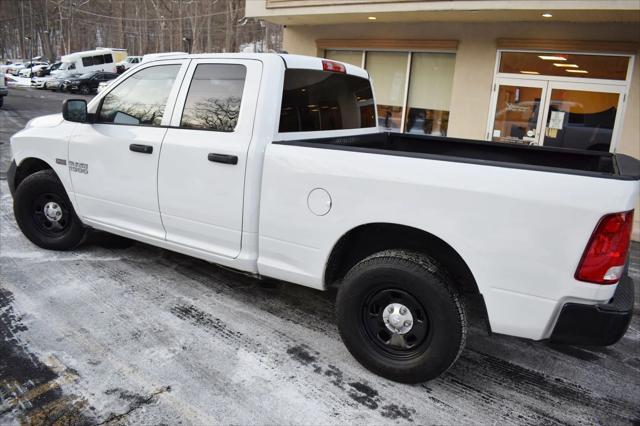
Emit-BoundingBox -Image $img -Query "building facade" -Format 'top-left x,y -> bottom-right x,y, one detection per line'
247,0 -> 640,239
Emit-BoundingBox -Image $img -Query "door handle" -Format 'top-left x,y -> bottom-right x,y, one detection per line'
208,153 -> 238,165
130,144 -> 153,154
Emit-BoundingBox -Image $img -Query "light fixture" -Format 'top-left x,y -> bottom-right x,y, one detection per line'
542,13 -> 553,18
520,71 -> 540,75
368,16 -> 377,20
538,55 -> 567,61
553,63 -> 579,68
566,69 -> 588,74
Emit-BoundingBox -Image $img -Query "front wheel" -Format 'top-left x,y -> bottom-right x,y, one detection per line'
13,170 -> 85,250
79,85 -> 90,95
336,250 -> 466,383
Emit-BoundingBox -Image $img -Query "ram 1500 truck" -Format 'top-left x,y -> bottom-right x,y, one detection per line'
8,53 -> 640,383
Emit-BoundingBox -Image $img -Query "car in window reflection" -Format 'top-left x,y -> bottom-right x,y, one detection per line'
62,71 -> 119,95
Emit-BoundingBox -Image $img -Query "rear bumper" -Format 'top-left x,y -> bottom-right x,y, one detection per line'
550,275 -> 635,346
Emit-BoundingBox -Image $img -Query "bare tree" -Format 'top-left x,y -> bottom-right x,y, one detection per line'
0,0 -> 283,62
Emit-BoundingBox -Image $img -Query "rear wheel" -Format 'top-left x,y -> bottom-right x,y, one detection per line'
13,170 -> 85,250
336,250 -> 466,383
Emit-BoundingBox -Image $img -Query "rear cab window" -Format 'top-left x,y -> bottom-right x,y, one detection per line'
279,68 -> 376,133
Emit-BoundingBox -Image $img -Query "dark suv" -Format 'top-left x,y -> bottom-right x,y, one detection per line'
63,71 -> 119,95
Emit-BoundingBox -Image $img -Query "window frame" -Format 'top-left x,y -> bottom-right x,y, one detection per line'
324,47 -> 457,133
92,59 -> 189,128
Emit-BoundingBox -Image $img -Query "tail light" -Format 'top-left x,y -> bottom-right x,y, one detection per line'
575,210 -> 634,284
322,60 -> 346,73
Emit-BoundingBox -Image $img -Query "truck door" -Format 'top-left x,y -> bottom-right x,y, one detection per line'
69,60 -> 188,239
158,59 -> 262,258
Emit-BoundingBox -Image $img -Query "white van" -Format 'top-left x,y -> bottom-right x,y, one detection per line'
53,49 -> 117,76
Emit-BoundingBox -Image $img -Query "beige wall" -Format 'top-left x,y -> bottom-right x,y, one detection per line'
282,21 -> 640,239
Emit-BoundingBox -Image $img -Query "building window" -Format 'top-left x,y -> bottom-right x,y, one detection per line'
499,52 -> 629,81
325,49 -> 457,135
366,51 -> 407,132
405,52 -> 455,136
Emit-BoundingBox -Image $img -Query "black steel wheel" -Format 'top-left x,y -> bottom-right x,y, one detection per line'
362,288 -> 430,358
336,250 -> 466,383
13,170 -> 85,250
30,192 -> 72,237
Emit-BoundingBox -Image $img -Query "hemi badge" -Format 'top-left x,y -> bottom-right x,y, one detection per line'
56,158 -> 67,165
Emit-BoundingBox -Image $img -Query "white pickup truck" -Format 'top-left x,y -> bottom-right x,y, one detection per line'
8,53 -> 640,383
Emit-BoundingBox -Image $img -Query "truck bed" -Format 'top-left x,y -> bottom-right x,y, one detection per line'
275,132 -> 640,181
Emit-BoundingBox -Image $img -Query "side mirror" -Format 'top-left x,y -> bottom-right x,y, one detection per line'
62,99 -> 88,123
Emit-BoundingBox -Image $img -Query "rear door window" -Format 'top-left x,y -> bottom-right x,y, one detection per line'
180,64 -> 246,132
279,69 -> 375,132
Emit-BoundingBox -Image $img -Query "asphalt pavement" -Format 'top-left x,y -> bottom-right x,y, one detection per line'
1,87 -> 639,425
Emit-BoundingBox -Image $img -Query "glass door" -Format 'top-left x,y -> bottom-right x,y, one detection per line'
539,81 -> 625,152
489,78 -> 548,146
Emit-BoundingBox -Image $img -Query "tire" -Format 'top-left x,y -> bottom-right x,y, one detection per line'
336,250 -> 466,383
0,96 -> 3,108
79,85 -> 90,95
13,170 -> 85,250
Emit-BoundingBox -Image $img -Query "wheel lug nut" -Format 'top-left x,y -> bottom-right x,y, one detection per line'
388,306 -> 394,313
399,307 -> 407,315
404,320 -> 412,327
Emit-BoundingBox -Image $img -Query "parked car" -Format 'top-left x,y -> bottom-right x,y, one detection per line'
5,62 -> 24,75
44,71 -> 81,91
13,62 -> 48,77
36,62 -> 62,77
1,60 -> 19,74
0,75 -> 7,107
115,55 -> 142,73
19,63 -> 49,78
30,75 -> 49,89
7,54 -> 640,384
63,71 -> 119,94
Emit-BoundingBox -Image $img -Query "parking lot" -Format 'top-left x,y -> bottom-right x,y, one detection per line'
1,87 -> 639,425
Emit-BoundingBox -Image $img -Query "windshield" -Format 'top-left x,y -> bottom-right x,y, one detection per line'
59,62 -> 74,70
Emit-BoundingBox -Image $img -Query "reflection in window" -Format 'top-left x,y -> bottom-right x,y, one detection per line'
404,52 -> 455,136
279,69 -> 375,132
181,64 -> 246,131
543,89 -> 619,152
98,65 -> 180,126
366,51 -> 407,132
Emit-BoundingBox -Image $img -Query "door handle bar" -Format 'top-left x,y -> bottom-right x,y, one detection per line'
208,153 -> 238,165
130,144 -> 153,154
